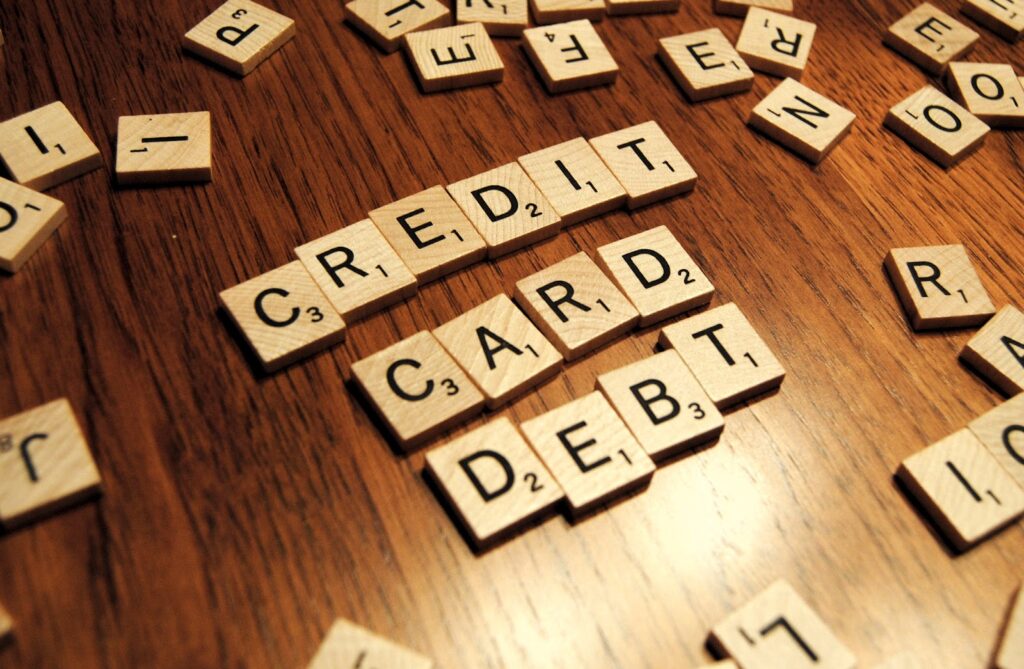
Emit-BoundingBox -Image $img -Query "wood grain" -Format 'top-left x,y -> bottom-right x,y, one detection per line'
0,0 -> 1023,666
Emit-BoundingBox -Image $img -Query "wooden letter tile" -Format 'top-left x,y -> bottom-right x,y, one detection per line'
946,62 -> 1024,128
884,3 -> 978,75
660,302 -> 785,408
606,0 -> 677,17
709,580 -> 856,669
425,417 -> 564,546
0,398 -> 102,529
595,225 -> 714,326
219,261 -> 346,372
183,0 -> 296,75
404,23 -> 504,93
658,29 -> 754,102
433,294 -> 563,408
522,21 -> 618,93
518,137 -> 626,224
456,0 -> 528,36
446,161 -> 562,257
115,112 -> 212,186
294,219 -> 418,322
345,0 -> 450,53
962,0 -> 1024,41
307,618 -> 433,669
884,244 -> 995,330
749,78 -> 856,163
597,351 -> 724,461
350,331 -> 485,449
0,101 -> 102,191
520,391 -> 654,517
735,8 -> 816,79
514,252 -> 639,360
714,0 -> 791,16
528,0 -> 605,25
697,662 -> 739,669
588,121 -> 697,209
996,584 -> 1024,669
873,654 -> 924,669
897,428 -> 1024,551
0,177 -> 67,273
368,185 -> 487,284
884,86 -> 989,167
969,395 -> 1024,489
961,305 -> 1024,395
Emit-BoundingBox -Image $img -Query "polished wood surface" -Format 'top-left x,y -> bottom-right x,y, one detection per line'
1,1 -> 1022,667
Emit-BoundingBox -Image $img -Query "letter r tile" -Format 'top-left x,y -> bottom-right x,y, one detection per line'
884,244 -> 995,330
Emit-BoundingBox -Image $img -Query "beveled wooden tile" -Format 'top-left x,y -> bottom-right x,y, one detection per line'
589,121 -> 697,208
294,219 -> 418,322
514,252 -> 639,360
962,0 -> 1024,41
884,244 -> 995,330
996,584 -> 1024,669
404,23 -> 504,93
518,137 -> 626,225
345,0 -> 450,53
368,185 -> 487,283
873,655 -> 923,669
597,351 -> 724,461
219,261 -> 346,372
595,225 -> 714,326
606,0 -> 677,17
522,20 -> 618,94
884,86 -> 989,168
115,112 -> 212,185
748,78 -> 856,163
697,661 -> 739,669
714,0 -> 792,17
969,395 -> 1024,490
0,177 -> 68,273
658,29 -> 754,102
425,417 -> 564,546
433,294 -> 563,408
0,101 -> 102,191
519,391 -> 654,517
735,8 -> 816,79
897,428 -> 1024,551
0,398 -> 102,529
709,580 -> 856,669
660,302 -> 785,408
446,161 -> 562,257
961,305 -> 1024,395
455,0 -> 528,36
884,3 -> 978,75
946,62 -> 1024,128
528,0 -> 604,24
183,0 -> 296,75
306,618 -> 433,669
350,331 -> 485,449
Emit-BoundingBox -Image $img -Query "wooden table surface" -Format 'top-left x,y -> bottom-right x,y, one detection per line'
1,0 -> 1022,667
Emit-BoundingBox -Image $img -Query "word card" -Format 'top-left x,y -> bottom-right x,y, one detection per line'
961,305 -> 1024,395
588,121 -> 697,209
115,112 -> 212,185
996,585 -> 1024,669
456,0 -> 528,36
884,244 -> 995,330
714,0 -> 792,17
606,0 -> 678,17
522,20 -> 618,94
736,8 -> 816,79
0,101 -> 102,190
518,136 -> 626,224
0,177 -> 67,273
183,0 -> 296,75
346,0 -> 450,53
404,23 -> 504,93
659,29 -> 754,102
884,3 -> 978,75
968,395 -> 1024,489
748,78 -> 855,163
884,86 -> 989,167
528,0 -> 605,25
962,0 -> 1024,41
306,618 -> 433,669
946,62 -> 1024,128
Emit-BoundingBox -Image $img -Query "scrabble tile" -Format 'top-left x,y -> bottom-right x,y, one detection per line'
735,8 -> 816,79
307,618 -> 433,669
350,331 -> 485,449
897,428 -> 1024,551
0,601 -> 10,642
520,391 -> 654,517
884,244 -> 995,330
0,177 -> 68,273
455,0 -> 528,36
115,112 -> 212,186
996,584 -> 1024,669
606,0 -> 678,17
748,78 -> 856,163
883,3 -> 978,75
697,662 -> 739,669
594,225 -> 714,327
521,21 -> 618,94
404,23 -> 504,93
660,302 -> 785,408
518,137 -> 626,225
432,294 -> 563,408
446,162 -> 562,257
219,261 -> 346,372
658,29 -> 755,102
884,86 -> 989,168
294,219 -> 418,322
0,398 -> 102,529
529,0 -> 605,24
709,580 -> 855,669
961,305 -> 1024,395
962,0 -> 1024,41
514,252 -> 639,360
0,101 -> 102,191
588,121 -> 697,209
946,62 -> 1024,128
368,185 -> 487,284
968,395 -> 1024,489
345,0 -> 450,53
714,0 -> 792,16
425,417 -> 564,546
873,654 -> 924,669
183,0 -> 296,75
597,351 -> 723,461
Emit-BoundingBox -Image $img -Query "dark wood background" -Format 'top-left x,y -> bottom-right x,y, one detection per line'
1,0 -> 1022,666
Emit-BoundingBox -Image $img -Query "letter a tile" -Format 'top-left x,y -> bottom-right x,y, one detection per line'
404,23 -> 504,93
115,112 -> 212,185
0,102 -> 103,191
735,8 -> 816,79
183,0 -> 296,75
748,78 -> 855,163
961,305 -> 1024,396
969,395 -> 1024,489
658,29 -> 754,102
0,177 -> 68,273
884,86 -> 989,167
518,137 -> 626,225
884,244 -> 995,330
884,3 -> 978,75
589,121 -> 697,209
306,618 -> 433,669
522,20 -> 618,93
